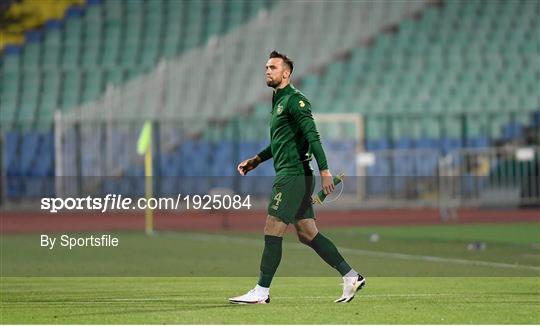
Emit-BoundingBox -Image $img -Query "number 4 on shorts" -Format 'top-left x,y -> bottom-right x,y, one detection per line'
273,192 -> 282,207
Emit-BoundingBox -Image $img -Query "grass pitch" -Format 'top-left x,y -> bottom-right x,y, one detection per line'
1,222 -> 539,323
1,277 -> 538,324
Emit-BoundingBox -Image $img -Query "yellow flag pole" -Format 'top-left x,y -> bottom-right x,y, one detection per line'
137,121 -> 154,236
144,143 -> 153,236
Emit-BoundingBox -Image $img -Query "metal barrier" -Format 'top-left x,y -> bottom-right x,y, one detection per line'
438,146 -> 540,209
359,148 -> 441,204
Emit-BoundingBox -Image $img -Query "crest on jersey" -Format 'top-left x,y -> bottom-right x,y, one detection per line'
276,104 -> 283,115
299,100 -> 305,108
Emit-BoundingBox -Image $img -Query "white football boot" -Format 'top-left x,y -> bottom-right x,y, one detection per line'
334,274 -> 366,303
229,287 -> 270,304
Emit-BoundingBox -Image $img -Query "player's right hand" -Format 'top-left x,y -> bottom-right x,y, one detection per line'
320,169 -> 335,195
237,156 -> 260,175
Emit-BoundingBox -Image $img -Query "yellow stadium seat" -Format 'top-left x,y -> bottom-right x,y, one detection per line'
0,0 -> 83,50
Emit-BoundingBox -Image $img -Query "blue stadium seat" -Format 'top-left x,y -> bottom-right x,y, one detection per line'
392,153 -> 415,176
179,140 -> 211,176
159,152 -> 180,176
441,138 -> 461,154
249,140 -> 274,193
25,177 -> 46,197
501,121 -> 524,140
20,133 -> 40,176
116,166 -> 145,197
466,136 -> 490,148
210,140 -> 236,176
414,138 -> 439,149
34,151 -> 52,176
395,138 -> 413,149
4,132 -> 20,176
159,177 -> 178,196
7,176 -> 24,198
102,178 -> 121,195
4,137 -> 18,162
531,111 -> 540,127
392,152 -> 415,193
366,155 -> 390,195
158,151 -> 181,195
366,139 -> 390,151
414,151 -> 439,176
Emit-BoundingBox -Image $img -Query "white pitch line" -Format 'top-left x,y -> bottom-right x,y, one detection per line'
1,293 -> 513,305
521,254 -> 540,258
180,233 -> 540,272
338,247 -> 540,271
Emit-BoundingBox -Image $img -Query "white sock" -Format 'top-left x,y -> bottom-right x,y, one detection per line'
344,269 -> 358,278
255,284 -> 270,296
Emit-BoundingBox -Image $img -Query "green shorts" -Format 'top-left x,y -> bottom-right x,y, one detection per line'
267,175 -> 316,224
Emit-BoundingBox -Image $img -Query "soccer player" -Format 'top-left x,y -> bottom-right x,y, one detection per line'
229,51 -> 365,304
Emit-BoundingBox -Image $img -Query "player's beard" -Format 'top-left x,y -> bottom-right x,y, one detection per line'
266,77 -> 280,88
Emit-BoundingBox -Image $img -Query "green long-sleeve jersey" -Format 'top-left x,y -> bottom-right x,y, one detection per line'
257,83 -> 328,176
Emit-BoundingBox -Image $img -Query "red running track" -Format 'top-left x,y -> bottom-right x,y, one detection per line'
1,209 -> 539,234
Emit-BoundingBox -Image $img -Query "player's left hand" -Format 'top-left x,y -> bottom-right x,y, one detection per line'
237,156 -> 261,175
320,170 -> 335,195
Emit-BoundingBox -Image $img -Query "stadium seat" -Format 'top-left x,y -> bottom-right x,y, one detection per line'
4,132 -> 20,176
466,136 -> 490,148
235,0 -> 540,157
42,20 -> 62,66
20,133 -> 40,175
3,0 -> 538,196
501,121 -> 524,140
38,87 -> 59,124
441,138 -> 462,154
365,139 -> 390,151
415,138 -> 440,150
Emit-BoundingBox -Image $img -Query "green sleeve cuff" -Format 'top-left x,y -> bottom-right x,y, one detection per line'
257,145 -> 272,162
